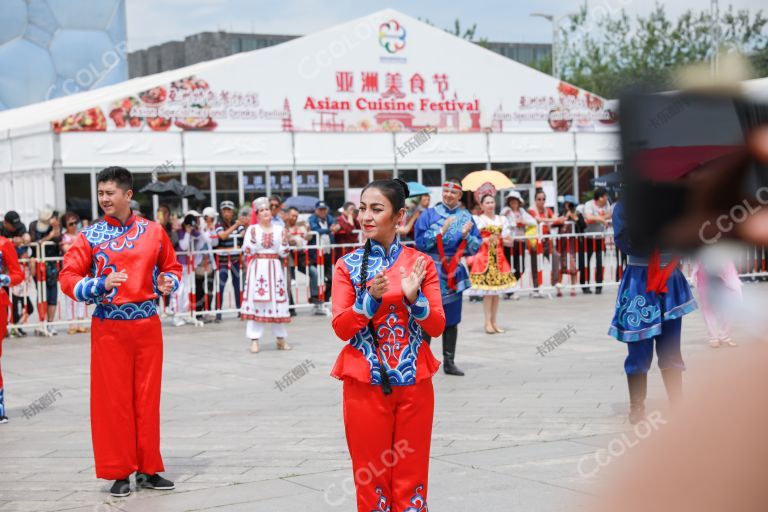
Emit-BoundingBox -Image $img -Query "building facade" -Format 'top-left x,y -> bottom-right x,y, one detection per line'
128,32 -> 551,78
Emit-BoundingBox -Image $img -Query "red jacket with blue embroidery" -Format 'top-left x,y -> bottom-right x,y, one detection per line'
0,236 -> 24,307
59,214 -> 182,319
331,238 -> 445,386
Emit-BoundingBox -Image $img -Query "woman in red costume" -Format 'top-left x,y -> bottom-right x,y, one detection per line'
331,178 -> 445,512
0,233 -> 24,424
469,192 -> 516,333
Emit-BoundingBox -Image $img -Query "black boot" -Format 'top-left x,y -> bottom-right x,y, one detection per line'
627,373 -> 647,424
442,326 -> 464,376
661,368 -> 683,406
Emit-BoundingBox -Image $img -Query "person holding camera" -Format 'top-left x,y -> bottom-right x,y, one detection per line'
29,208 -> 62,336
175,211 -> 213,327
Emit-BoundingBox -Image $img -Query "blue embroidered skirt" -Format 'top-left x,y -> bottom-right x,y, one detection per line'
608,266 -> 697,342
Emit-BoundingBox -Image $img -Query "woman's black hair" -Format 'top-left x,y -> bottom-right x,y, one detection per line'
357,178 -> 410,396
360,178 -> 409,212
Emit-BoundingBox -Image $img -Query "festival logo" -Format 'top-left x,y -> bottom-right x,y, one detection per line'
378,19 -> 406,54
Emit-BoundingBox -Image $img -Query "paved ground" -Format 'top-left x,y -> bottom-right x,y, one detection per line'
0,284 -> 765,512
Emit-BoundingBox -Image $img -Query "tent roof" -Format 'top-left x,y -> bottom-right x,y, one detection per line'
0,8 -> 606,134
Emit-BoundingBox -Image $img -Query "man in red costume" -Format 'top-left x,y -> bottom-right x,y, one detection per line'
60,166 -> 182,497
0,233 -> 25,424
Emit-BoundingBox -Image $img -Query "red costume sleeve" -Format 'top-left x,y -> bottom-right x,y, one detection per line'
331,260 -> 381,341
157,227 -> 182,291
59,233 -> 99,301
406,258 -> 445,338
0,237 -> 24,291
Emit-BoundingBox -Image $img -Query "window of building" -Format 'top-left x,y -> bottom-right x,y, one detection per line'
557,166 -> 575,199
269,170 -> 293,196
323,170 -> 345,211
495,163 -> 531,188
216,171 -> 240,210
398,169 -> 417,183
297,170 -> 320,198
131,173 -> 154,219
186,172 -> 212,212
373,169 -> 393,181
243,170 -> 267,204
348,169 -> 370,188
534,166 -> 553,185
422,168 -> 442,187
578,166 -> 597,203
64,173 -> 92,222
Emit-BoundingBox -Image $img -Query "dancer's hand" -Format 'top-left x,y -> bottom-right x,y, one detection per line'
441,217 -> 455,235
368,271 -> 389,300
400,256 -> 426,303
461,221 -> 473,237
157,273 -> 175,295
104,270 -> 128,291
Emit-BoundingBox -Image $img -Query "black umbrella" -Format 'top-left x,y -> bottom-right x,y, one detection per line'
139,179 -> 205,200
590,171 -> 623,189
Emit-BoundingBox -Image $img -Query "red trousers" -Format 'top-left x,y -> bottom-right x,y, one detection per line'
91,315 -> 165,479
343,378 -> 433,512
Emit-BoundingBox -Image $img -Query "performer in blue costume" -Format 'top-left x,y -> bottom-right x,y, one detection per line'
415,178 -> 481,376
608,201 -> 697,424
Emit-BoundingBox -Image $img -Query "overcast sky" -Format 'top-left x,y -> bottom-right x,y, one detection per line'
127,0 -> 768,51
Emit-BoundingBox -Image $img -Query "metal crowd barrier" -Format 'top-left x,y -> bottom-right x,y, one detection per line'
4,229 -> 767,333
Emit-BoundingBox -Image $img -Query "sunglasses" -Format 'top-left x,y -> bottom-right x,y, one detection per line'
67,221 -> 78,226
270,203 -> 279,209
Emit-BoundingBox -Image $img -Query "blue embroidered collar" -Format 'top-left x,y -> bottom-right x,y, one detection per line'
437,202 -> 461,215
369,236 -> 402,265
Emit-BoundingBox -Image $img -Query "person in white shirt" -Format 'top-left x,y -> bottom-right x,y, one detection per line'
580,187 -> 611,294
500,191 -> 537,299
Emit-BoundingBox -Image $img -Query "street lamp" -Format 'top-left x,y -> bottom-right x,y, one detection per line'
530,12 -> 575,79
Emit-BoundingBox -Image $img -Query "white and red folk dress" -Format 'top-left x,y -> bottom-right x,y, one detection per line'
241,223 -> 291,338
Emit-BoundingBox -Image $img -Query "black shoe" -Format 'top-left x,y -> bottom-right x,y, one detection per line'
595,288 -> 602,295
443,358 -> 465,376
17,328 -> 27,337
289,309 -> 297,317
0,415 -> 8,424
582,288 -> 593,294
110,478 -> 131,497
137,473 -> 175,490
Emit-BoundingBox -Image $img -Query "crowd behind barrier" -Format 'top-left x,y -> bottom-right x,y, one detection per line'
5,227 -> 768,334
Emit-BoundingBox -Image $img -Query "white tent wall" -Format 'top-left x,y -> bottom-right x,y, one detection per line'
183,132 -> 294,167
489,132 -> 578,163
59,132 -> 183,167
0,129 -> 56,223
397,132 -> 488,165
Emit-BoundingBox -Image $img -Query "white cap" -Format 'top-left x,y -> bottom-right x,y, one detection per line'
202,206 -> 218,218
185,209 -> 202,217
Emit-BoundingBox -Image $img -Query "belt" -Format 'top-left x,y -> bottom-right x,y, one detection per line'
94,300 -> 157,320
252,253 -> 280,259
628,254 -> 675,266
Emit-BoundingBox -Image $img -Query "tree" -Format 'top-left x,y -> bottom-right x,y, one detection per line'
419,17 -> 490,47
556,4 -> 768,98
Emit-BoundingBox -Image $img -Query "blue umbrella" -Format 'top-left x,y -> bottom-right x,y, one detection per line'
406,181 -> 430,198
283,195 -> 320,213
